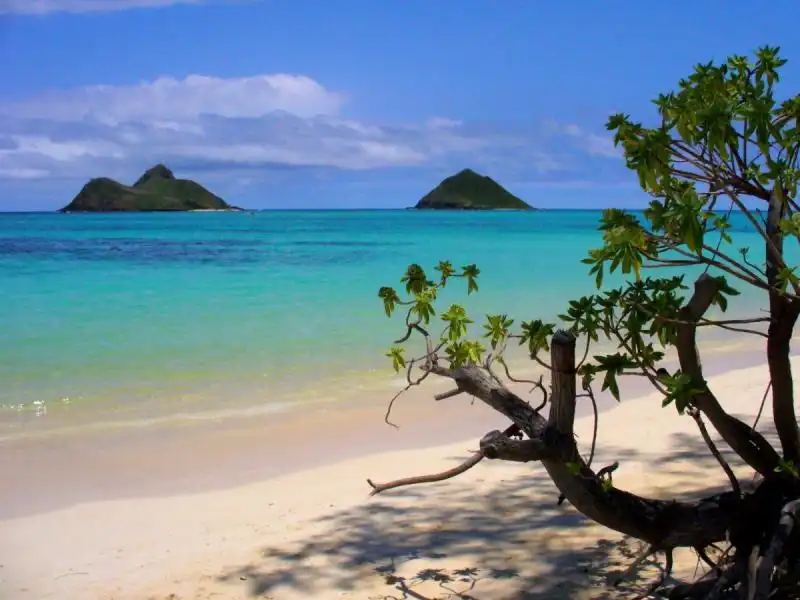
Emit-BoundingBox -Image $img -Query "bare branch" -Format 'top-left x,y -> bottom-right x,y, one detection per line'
366,424 -> 521,496
687,407 -> 741,497
641,303 -> 771,339
752,380 -> 772,430
579,385 -> 600,468
434,388 -> 463,401
727,187 -> 795,293
367,453 -> 484,497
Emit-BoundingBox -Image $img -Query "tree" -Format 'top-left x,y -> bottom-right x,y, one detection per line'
368,47 -> 800,599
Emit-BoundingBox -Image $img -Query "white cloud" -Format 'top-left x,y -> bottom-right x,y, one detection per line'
0,0 -> 209,14
3,74 -> 343,121
562,123 -> 621,158
0,73 -> 543,182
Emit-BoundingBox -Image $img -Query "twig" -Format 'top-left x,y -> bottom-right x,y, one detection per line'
498,358 -> 549,412
576,333 -> 592,370
578,384 -> 600,468
54,572 -> 89,580
752,380 -> 772,430
384,387 -> 407,429
688,407 -> 741,497
366,424 -> 521,496
701,203 -> 735,277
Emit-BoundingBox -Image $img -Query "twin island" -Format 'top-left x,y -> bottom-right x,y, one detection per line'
59,166 -> 534,212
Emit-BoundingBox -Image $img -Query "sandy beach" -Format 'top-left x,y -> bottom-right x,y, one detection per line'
0,348 -> 787,600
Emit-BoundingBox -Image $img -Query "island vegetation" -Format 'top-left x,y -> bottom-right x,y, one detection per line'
370,46 -> 800,599
414,168 -> 533,210
60,164 -> 237,212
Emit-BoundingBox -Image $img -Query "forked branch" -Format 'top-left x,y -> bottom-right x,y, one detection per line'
675,274 -> 780,476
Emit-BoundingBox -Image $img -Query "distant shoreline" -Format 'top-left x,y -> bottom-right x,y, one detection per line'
59,206 -> 245,214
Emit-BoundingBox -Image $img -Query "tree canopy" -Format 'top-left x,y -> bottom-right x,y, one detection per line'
369,46 -> 800,599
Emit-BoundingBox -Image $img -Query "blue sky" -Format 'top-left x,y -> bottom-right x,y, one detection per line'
0,0 -> 798,210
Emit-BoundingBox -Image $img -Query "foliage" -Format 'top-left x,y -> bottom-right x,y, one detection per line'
372,45 -> 800,599
378,45 -> 799,412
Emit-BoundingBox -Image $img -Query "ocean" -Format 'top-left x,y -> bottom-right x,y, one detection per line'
0,209 -> 777,436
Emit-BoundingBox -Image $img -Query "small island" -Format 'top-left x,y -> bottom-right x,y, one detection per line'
414,168 -> 534,210
60,164 -> 239,212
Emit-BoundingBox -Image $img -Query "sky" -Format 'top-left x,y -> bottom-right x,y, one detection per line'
0,1 -> 799,211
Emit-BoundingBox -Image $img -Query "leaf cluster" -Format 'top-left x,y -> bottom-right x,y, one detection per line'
376,47 -> 795,414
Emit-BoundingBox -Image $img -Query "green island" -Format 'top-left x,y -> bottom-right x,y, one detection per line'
413,168 -> 534,210
59,164 -> 239,212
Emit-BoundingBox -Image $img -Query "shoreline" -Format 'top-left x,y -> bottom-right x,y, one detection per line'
0,329 -> 767,443
0,350 -> 786,600
0,340 -> 777,522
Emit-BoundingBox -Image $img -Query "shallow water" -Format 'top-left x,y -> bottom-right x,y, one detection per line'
0,209 -> 779,435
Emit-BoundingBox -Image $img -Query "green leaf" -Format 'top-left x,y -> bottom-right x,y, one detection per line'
435,260 -> 455,286
385,346 -> 406,373
660,371 -> 705,414
441,304 -> 473,342
461,264 -> 480,294
482,314 -> 514,349
519,320 -> 556,356
378,287 -> 399,317
401,264 -> 433,295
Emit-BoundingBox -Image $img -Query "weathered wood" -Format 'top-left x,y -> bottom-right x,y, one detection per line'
479,428 -> 565,462
439,352 -> 737,548
753,498 -> 800,599
549,329 -> 577,434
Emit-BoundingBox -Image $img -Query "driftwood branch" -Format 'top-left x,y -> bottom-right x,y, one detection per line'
366,424 -> 521,496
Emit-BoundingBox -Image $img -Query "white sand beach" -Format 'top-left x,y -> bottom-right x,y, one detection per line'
0,354 -> 786,600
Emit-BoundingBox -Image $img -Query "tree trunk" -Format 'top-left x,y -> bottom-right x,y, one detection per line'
765,187 -> 800,464
676,274 -> 781,475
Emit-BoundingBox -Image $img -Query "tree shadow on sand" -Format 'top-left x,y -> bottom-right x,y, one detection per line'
215,418 -> 777,599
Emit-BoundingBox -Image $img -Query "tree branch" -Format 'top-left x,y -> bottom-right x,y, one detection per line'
366,424 -> 522,496
423,335 -> 740,549
753,499 -> 800,600
675,273 -> 781,475
687,407 -> 741,497
765,186 -> 800,464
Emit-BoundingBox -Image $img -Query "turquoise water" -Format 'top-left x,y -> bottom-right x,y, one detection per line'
0,210 -> 778,429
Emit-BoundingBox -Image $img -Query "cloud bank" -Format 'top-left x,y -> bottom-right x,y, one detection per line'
0,73 -> 579,184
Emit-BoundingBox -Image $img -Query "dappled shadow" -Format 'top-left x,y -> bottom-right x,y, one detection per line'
211,408 -> 776,599
215,467 -> 679,599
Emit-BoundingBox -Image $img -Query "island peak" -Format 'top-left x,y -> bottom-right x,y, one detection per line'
414,169 -> 533,210
60,165 -> 239,213
133,164 -> 176,187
